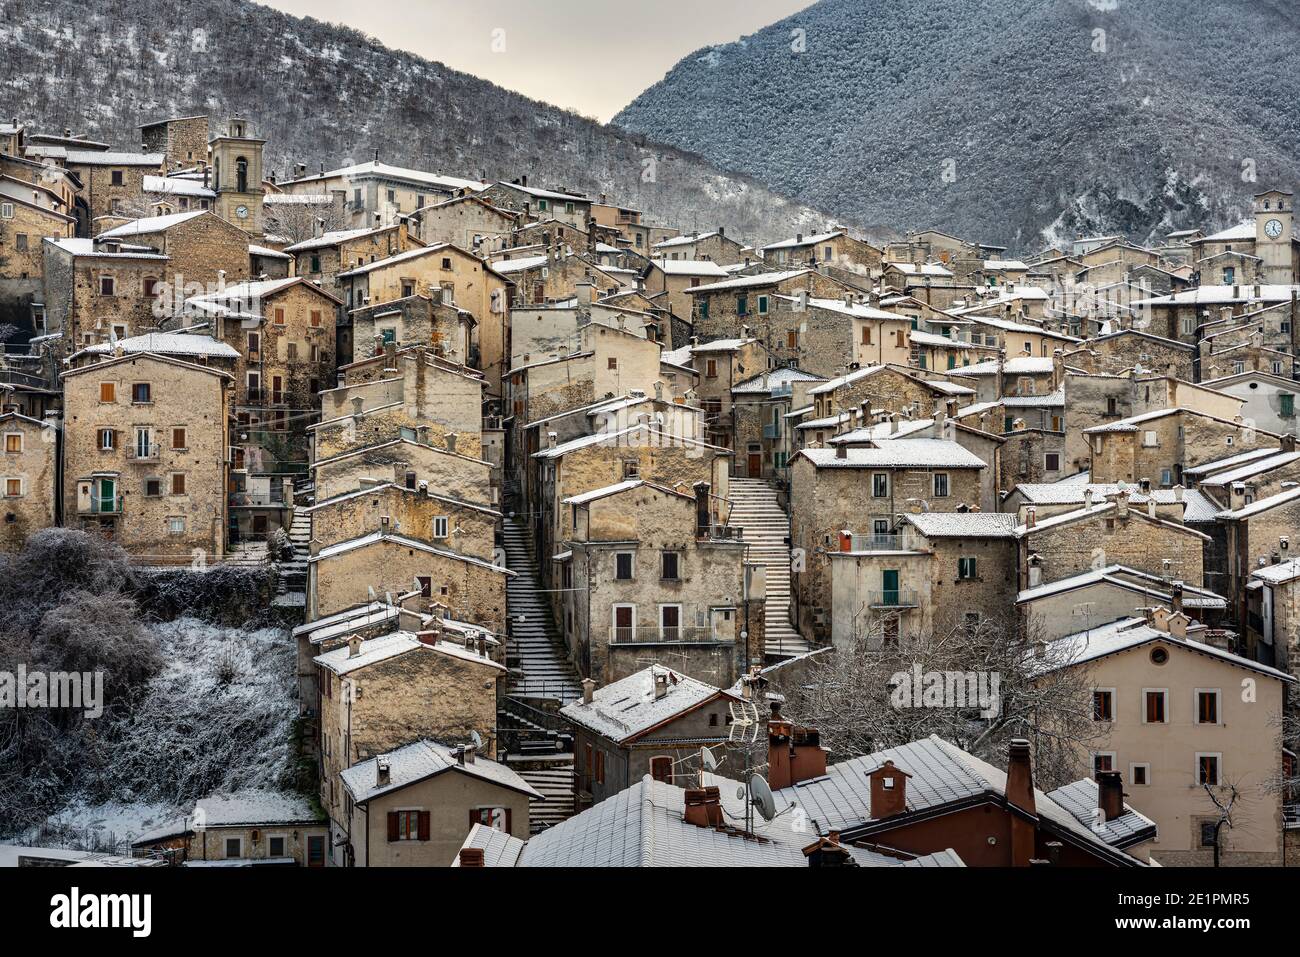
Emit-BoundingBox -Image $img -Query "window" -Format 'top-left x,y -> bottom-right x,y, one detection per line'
861,325 -> 873,345
287,343 -> 297,360
607,357 -> 618,371
99,276 -> 116,296
99,382 -> 116,403
310,254 -> 321,274
273,307 -> 285,326
171,473 -> 186,495
757,295 -> 769,315
4,434 -> 20,454
416,576 -> 432,598
621,459 -> 639,479
1197,753 -> 1221,786
433,516 -> 449,539
224,837 -> 242,858
14,233 -> 27,251
471,806 -> 511,832
737,295 -> 748,316
247,331 -> 260,355
957,556 -> 978,580
1200,821 -> 1219,847
268,836 -> 286,857
1282,394 -> 1295,418
660,604 -> 681,640
310,309 -> 322,328
1143,689 -> 1167,724
872,473 -> 889,498
145,478 -> 162,497
1044,452 -> 1061,472
0,202 -> 11,219
132,383 -> 151,404
537,199 -> 549,212
661,551 -> 680,581
932,473 -> 949,497
1195,689 -> 1220,725
389,809 -> 426,842
1130,763 -> 1150,786
111,169 -> 124,186
168,517 -> 186,535
1093,689 -> 1115,721
615,552 -> 633,580
171,428 -> 186,450
650,756 -> 673,783
4,478 -> 21,497
99,429 -> 116,451
1142,430 -> 1158,447
1092,752 -> 1115,776
705,359 -> 717,378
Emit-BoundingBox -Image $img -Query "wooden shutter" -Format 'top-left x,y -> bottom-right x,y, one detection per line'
417,811 -> 430,842
505,808 -> 513,834
386,811 -> 399,842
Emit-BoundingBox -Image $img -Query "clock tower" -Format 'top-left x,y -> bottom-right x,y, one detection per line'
1253,189 -> 1294,284
209,116 -> 265,238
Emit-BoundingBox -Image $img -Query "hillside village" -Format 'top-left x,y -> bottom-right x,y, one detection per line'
1,112 -> 1299,870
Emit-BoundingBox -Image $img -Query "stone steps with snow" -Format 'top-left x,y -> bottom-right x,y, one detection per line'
502,519 -> 583,704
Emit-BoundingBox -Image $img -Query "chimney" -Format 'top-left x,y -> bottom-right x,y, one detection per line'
694,481 -> 711,536
351,396 -> 364,419
458,847 -> 485,867
1116,489 -> 1129,517
347,634 -> 363,658
581,677 -> 596,704
838,529 -> 852,553
835,442 -> 847,459
1083,487 -> 1093,509
547,430 -> 558,449
767,720 -> 827,790
653,670 -> 670,700
683,787 -> 724,828
1005,738 -> 1037,867
376,758 -> 390,787
458,744 -> 476,765
1097,770 -> 1124,822
1284,433 -> 1297,454
446,432 -> 458,454
1171,581 -> 1184,615
868,760 -> 909,818
1025,506 -> 1036,528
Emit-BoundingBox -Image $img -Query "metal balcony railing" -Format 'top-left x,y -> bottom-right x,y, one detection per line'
850,533 -> 902,551
128,444 -> 160,462
82,494 -> 124,515
868,588 -> 919,608
762,423 -> 780,439
609,625 -> 721,644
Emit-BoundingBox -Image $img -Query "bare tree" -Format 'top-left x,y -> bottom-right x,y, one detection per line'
263,198 -> 349,245
782,612 -> 1102,790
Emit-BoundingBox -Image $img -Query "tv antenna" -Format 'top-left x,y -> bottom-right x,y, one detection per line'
728,697 -> 761,743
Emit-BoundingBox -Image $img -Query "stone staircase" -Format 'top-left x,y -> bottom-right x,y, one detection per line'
726,478 -> 812,659
501,518 -> 583,703
275,508 -> 311,598
509,755 -> 577,833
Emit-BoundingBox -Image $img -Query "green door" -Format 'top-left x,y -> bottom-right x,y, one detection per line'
882,569 -> 899,606
96,478 -> 116,513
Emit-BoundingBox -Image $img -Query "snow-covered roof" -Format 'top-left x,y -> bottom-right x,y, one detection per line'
1215,484 -> 1300,520
65,150 -> 163,166
1252,558 -> 1300,586
494,181 -> 589,203
650,258 -> 729,278
685,269 -> 813,293
731,366 -> 826,395
97,210 -> 207,239
1041,618 -> 1295,684
1200,220 -> 1258,243
957,356 -> 1055,376
249,244 -> 291,259
488,254 -> 548,275
1016,565 -> 1227,609
779,294 -> 905,322
798,440 -> 986,470
282,225 -> 397,253
1182,446 -> 1284,477
289,160 -> 486,193
1011,482 -> 1221,523
652,231 -> 721,249
886,261 -> 953,277
73,332 -> 239,360
45,237 -> 168,261
763,230 -> 843,251
340,739 -> 542,805
314,630 -> 505,677
336,243 -> 462,278
1133,284 -> 1300,307
532,423 -> 726,460
984,259 -> 1029,271
905,512 -> 1018,538
309,530 -> 511,575
142,175 -> 214,198
806,363 -> 885,395
827,418 -> 935,443
195,790 -> 323,828
1198,450 -> 1300,487
1045,779 -> 1158,848
560,666 -> 734,744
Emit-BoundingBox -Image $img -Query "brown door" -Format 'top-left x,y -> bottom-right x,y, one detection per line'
650,756 -> 673,783
747,451 -> 762,475
252,515 -> 268,535
614,605 -> 633,643
307,835 -> 325,867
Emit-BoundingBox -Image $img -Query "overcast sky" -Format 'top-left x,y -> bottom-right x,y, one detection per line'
257,0 -> 815,122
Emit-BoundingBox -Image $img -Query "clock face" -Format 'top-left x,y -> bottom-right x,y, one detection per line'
235,205 -> 249,219
1265,218 -> 1284,239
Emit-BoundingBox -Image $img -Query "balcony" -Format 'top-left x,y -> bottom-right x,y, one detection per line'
80,494 -> 124,515
849,533 -> 902,551
762,423 -> 781,440
128,444 -> 160,463
868,589 -> 919,609
609,625 -> 721,644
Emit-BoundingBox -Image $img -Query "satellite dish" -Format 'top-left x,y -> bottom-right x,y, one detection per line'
700,747 -> 718,772
749,774 -> 777,822
470,730 -> 483,749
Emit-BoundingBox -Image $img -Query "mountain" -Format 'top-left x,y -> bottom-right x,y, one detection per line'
0,0 -> 834,242
615,0 -> 1300,251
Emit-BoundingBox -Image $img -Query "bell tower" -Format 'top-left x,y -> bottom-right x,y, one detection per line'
209,116 -> 266,237
1253,189 -> 1294,284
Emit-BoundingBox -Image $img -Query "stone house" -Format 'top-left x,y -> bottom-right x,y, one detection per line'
278,160 -> 484,230
662,336 -> 769,450
349,295 -> 475,366
137,790 -> 329,867
41,236 -> 170,351
307,528 -> 510,625
507,319 -> 662,424
650,229 -> 745,265
339,739 -> 541,867
686,268 -> 852,340
736,292 -> 913,378
314,630 -> 507,865
336,243 -> 510,395
763,230 -> 882,278
61,352 -> 230,563
96,209 -> 252,298
0,411 -> 56,551
1064,328 -> 1195,379
1016,492 -> 1209,590
1085,407 -> 1280,486
0,192 -> 76,282
531,423 -> 732,586
1039,610 -> 1293,866
412,194 -> 519,252
63,150 -> 163,226
560,666 -> 743,805
305,481 -> 498,564
827,511 -> 1019,645
493,249 -> 627,309
789,440 -> 987,637
139,115 -> 209,172
641,258 -> 730,323
1200,369 -> 1299,437
311,435 -> 493,505
730,366 -> 827,479
557,479 -> 752,684
997,427 -> 1068,491
1216,485 -> 1300,648
1249,559 -> 1300,683
477,180 -> 592,229
799,364 -> 977,446
284,222 -> 422,301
